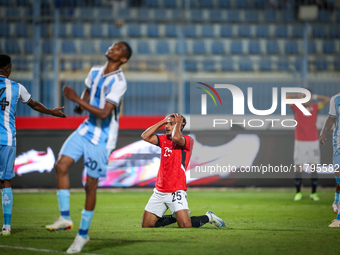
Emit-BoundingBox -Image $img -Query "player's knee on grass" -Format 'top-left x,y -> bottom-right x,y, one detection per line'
175,210 -> 192,228
142,211 -> 159,228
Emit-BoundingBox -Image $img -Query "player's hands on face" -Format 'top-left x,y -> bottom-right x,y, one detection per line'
51,106 -> 66,118
63,86 -> 79,102
173,113 -> 183,125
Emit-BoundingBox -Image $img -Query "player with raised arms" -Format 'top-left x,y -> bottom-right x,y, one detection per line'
0,54 -> 66,236
141,113 -> 226,228
45,41 -> 132,253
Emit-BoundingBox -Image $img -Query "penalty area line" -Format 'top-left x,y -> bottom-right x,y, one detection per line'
0,245 -> 101,255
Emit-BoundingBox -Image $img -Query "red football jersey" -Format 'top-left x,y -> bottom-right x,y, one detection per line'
155,134 -> 193,193
292,103 -> 320,141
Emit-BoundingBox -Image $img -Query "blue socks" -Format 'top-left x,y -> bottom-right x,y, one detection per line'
334,192 -> 340,204
78,209 -> 94,238
2,188 -> 13,227
57,189 -> 71,220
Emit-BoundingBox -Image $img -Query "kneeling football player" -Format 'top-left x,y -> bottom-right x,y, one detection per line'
141,113 -> 225,228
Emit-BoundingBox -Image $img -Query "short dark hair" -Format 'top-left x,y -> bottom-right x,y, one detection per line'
0,54 -> 11,69
169,114 -> 187,130
121,41 -> 132,61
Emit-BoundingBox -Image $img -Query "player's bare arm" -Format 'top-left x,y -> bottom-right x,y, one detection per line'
319,116 -> 336,145
317,95 -> 330,108
27,99 -> 66,118
63,86 -> 115,119
171,113 -> 186,147
141,115 -> 169,145
74,88 -> 90,114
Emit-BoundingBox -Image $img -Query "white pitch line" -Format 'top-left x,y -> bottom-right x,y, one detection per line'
0,245 -> 101,255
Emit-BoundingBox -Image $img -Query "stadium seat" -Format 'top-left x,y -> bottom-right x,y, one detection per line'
71,59 -> 83,71
314,57 -> 328,71
255,24 -> 269,37
264,9 -> 276,21
100,40 -> 113,54
117,8 -> 130,20
248,40 -> 261,54
61,39 -> 76,54
55,23 -> 67,37
308,40 -> 316,54
108,24 -> 121,37
211,40 -> 225,54
184,59 -> 198,71
0,22 -> 9,36
184,24 -> 197,37
137,8 -> 149,21
292,24 -> 304,38
221,57 -> 233,71
128,23 -> 142,37
329,24 -> 340,38
266,40 -> 279,54
253,0 -> 265,8
282,9 -> 295,22
165,24 -> 177,37
6,7 -> 20,18
147,23 -> 159,37
181,0 -> 195,7
312,24 -> 326,38
137,41 -> 150,54
244,10 -> 259,22
238,57 -> 253,71
156,40 -> 170,54
318,9 -> 331,22
284,40 -> 298,54
164,0 -> 177,8
171,9 -> 182,20
230,40 -> 243,54
193,40 -> 206,54
72,22 -> 84,37
334,57 -> 340,71
16,0 -> 29,6
98,8 -> 112,20
40,24 -> 49,37
176,41 -> 188,54
275,24 -> 288,38
12,57 -> 28,71
220,24 -> 233,37
79,7 -> 94,20
5,39 -> 20,54
227,10 -> 240,21
60,7 -> 75,19
209,9 -> 223,22
190,9 -> 203,22
145,0 -> 159,7
15,22 -> 28,37
218,0 -> 231,8
201,24 -> 214,37
236,0 -> 249,8
294,57 -> 302,71
0,0 -> 10,5
259,57 -> 272,71
238,24 -> 251,37
80,40 -> 95,54
23,39 -> 33,54
199,0 -> 213,8
154,9 -> 168,22
42,40 -> 53,54
277,57 -> 290,71
90,23 -> 103,37
323,40 -> 335,54
202,59 -> 217,72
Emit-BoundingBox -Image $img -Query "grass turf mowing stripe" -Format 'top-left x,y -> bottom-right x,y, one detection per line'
0,245 -> 101,255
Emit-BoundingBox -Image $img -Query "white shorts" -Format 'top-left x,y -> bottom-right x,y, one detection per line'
294,140 -> 320,165
145,188 -> 190,218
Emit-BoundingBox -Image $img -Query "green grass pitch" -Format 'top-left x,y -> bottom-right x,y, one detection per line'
0,188 -> 338,255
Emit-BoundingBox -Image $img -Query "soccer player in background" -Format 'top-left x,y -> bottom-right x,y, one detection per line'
45,41 -> 132,253
319,92 -> 340,227
0,54 -> 66,235
141,114 -> 226,228
287,89 -> 330,201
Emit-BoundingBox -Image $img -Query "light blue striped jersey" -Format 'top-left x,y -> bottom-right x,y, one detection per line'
77,66 -> 127,150
329,93 -> 340,150
0,75 -> 31,146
